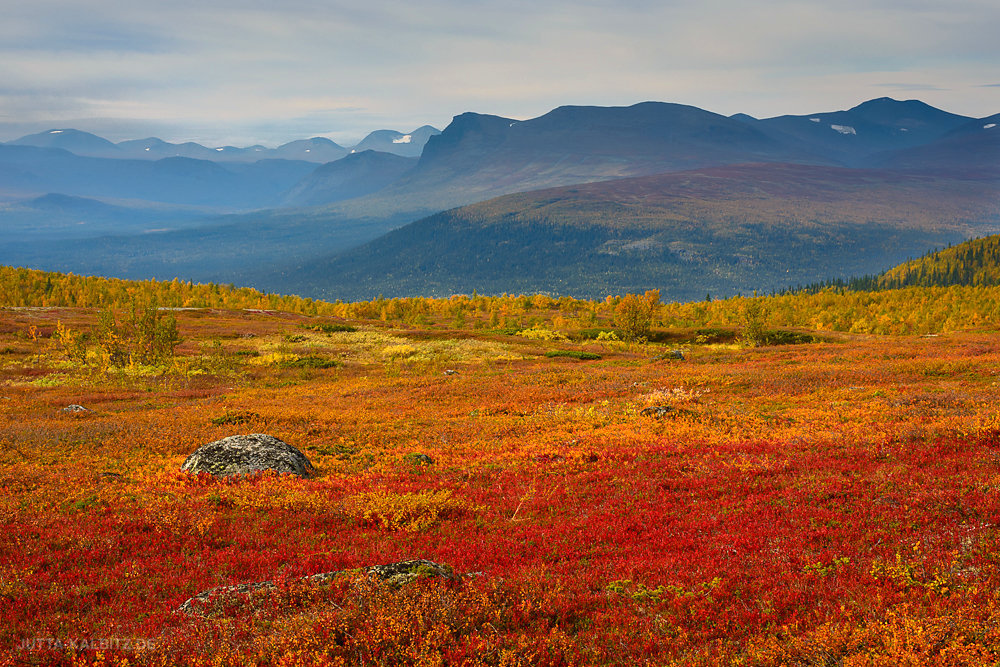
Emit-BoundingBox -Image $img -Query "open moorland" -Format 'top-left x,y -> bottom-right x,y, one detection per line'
4,272 -> 1000,665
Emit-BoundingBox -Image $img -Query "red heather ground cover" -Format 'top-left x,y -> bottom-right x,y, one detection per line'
2,308 -> 1000,665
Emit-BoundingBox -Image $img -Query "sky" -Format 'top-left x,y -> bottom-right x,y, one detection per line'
1,0 -> 998,147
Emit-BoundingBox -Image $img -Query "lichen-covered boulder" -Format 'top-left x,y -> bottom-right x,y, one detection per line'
181,433 -> 313,478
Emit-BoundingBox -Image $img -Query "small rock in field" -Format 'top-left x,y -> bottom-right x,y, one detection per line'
62,404 -> 90,413
641,405 -> 675,418
403,453 -> 435,466
443,369 -> 457,375
366,559 -> 457,587
181,433 -> 314,478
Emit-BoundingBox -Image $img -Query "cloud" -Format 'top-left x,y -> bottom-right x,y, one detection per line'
873,83 -> 948,92
1,0 -> 998,143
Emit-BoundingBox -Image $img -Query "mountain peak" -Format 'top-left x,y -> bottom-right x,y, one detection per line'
419,113 -> 515,165
351,127 -> 440,157
848,97 -> 970,126
9,128 -> 120,156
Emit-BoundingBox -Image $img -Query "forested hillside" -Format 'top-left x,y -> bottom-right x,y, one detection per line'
851,234 -> 1000,289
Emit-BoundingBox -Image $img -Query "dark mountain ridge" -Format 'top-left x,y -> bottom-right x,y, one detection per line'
740,97 -> 974,167
872,113 -> 1000,171
403,102 -> 814,200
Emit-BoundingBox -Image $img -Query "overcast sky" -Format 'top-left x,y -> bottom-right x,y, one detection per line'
2,0 -> 998,147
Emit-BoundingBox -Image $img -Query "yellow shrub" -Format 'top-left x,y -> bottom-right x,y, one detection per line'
381,344 -> 418,360
248,352 -> 300,366
342,489 -> 473,531
516,327 -> 567,341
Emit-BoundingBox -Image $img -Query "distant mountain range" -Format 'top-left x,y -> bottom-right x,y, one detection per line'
0,97 -> 996,301
5,126 -> 441,163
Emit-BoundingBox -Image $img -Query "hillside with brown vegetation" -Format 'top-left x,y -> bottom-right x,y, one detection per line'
287,163 -> 1000,301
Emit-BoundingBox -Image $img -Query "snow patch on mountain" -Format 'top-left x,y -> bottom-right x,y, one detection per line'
831,125 -> 857,135
986,123 -> 997,129
809,118 -> 821,123
392,135 -> 412,144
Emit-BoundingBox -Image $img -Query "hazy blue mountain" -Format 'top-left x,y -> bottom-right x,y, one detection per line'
270,137 -> 349,162
117,137 -> 348,163
282,151 -> 417,206
9,129 -> 122,158
0,146 -> 316,207
115,138 -> 226,161
13,131 -> 350,164
351,126 -> 441,157
0,193 -> 216,243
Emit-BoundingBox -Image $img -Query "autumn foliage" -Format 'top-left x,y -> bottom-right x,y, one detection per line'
4,269 -> 1000,664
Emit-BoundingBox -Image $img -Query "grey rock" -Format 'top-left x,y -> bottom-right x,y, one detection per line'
366,559 -> 456,587
62,404 -> 90,413
180,433 -> 314,478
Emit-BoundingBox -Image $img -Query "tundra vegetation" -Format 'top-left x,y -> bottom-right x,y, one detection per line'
3,267 -> 1000,664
